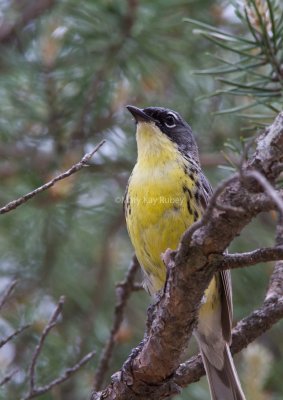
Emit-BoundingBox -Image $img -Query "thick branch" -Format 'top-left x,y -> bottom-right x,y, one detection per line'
0,140 -> 105,215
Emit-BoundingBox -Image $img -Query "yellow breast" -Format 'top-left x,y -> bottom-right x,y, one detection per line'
125,122 -> 198,293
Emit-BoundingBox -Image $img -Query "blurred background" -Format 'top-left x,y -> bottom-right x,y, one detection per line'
0,0 -> 282,399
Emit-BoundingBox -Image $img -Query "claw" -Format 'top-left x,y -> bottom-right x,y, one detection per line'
161,248 -> 176,267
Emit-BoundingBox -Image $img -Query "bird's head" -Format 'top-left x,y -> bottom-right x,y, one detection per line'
126,105 -> 199,163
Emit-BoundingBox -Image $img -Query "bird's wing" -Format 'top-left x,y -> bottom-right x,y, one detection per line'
123,172 -> 132,216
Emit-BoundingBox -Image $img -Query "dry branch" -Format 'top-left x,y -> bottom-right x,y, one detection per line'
0,324 -> 30,349
91,112 -> 283,400
0,140 -> 105,215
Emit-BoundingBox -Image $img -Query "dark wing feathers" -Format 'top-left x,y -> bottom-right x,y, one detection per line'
220,270 -> 233,343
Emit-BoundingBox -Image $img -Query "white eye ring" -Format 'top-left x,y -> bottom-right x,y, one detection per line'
164,112 -> 177,128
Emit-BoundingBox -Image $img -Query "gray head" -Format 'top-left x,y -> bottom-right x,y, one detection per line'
126,105 -> 199,163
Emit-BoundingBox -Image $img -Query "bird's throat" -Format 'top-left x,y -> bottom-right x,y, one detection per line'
136,122 -> 180,165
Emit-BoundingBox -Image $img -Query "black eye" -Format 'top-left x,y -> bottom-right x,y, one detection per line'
164,114 -> 176,128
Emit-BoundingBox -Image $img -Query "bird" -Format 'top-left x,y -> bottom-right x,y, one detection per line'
124,105 -> 246,400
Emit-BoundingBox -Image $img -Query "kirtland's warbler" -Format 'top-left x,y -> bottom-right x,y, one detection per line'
124,105 -> 246,400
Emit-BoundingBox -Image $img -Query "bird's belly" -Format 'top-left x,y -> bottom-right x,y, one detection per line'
126,170 -> 195,292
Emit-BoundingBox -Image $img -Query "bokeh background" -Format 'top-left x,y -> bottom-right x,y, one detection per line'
0,0 -> 282,399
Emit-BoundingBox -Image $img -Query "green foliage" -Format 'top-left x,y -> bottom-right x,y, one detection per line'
185,0 -> 283,124
0,1 -> 282,400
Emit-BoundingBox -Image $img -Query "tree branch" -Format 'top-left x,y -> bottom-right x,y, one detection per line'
220,246 -> 283,270
0,140 -> 105,215
0,324 -> 30,349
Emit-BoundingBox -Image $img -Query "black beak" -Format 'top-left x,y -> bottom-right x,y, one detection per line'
126,105 -> 155,123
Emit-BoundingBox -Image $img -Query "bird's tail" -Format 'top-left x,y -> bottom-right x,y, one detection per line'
201,343 -> 246,400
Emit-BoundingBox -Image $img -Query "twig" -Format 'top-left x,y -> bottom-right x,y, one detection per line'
0,140 -> 105,215
220,246 -> 283,270
0,324 -> 30,348
28,296 -> 65,394
0,369 -> 19,387
245,170 -> 283,214
93,256 -> 140,391
21,350 -> 96,400
0,280 -> 18,311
